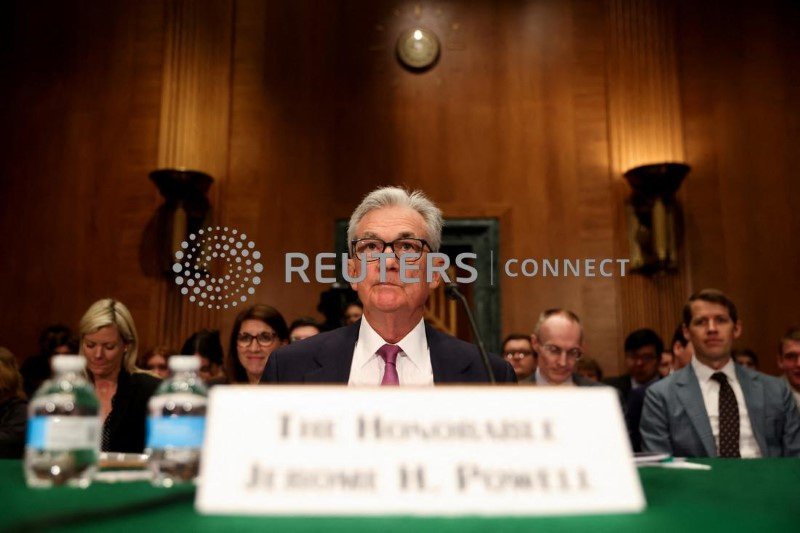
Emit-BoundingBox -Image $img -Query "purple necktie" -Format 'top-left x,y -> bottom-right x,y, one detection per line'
377,344 -> 401,386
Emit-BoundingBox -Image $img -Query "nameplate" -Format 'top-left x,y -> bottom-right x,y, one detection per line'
196,386 -> 644,516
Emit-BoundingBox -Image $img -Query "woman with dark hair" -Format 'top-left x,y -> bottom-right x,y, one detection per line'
227,305 -> 289,384
182,329 -> 226,384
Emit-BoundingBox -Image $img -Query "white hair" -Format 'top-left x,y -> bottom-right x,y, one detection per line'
347,186 -> 444,252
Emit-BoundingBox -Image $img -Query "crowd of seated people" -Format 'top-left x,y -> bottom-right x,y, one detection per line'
7,188 -> 799,459
6,287 -> 799,459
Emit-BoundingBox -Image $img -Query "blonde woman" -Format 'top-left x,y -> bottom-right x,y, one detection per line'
79,298 -> 160,453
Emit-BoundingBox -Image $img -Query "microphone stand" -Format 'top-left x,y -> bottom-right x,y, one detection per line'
445,283 -> 496,384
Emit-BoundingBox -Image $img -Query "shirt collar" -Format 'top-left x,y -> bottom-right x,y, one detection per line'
535,368 -> 575,386
354,315 -> 428,371
691,355 -> 737,383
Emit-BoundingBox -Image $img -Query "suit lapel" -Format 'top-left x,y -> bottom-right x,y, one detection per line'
676,366 -> 717,457
426,323 -> 472,383
737,365 -> 767,454
303,323 -> 360,383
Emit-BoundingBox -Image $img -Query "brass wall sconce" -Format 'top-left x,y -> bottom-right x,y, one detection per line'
149,168 -> 214,275
624,162 -> 690,274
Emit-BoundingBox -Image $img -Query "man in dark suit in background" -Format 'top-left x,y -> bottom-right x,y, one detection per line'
262,186 -> 515,385
640,289 -> 800,457
604,328 -> 663,404
605,328 -> 664,451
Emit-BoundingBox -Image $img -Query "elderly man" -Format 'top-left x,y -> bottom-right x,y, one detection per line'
640,289 -> 800,457
262,186 -> 515,385
529,309 -> 602,387
777,327 -> 800,411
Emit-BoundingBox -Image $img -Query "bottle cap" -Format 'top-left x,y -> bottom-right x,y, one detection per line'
51,355 -> 87,373
168,355 -> 201,372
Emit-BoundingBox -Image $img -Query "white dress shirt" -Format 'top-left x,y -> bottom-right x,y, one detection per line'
691,357 -> 762,458
347,316 -> 434,386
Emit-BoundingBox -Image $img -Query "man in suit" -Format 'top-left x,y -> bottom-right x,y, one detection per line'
262,186 -> 515,385
604,328 -> 664,452
529,309 -> 603,387
603,328 -> 664,404
777,326 -> 800,411
640,289 -> 800,457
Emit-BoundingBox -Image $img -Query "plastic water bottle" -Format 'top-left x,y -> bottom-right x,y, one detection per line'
146,355 -> 208,487
24,355 -> 101,488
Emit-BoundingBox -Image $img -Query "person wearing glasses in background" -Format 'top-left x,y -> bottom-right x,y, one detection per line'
603,328 -> 664,405
501,333 -> 537,384
529,309 -> 603,387
227,305 -> 289,384
262,186 -> 515,385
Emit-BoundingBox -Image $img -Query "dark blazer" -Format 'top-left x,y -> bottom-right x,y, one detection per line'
573,374 -> 605,387
0,398 -> 27,458
262,321 -> 516,384
640,363 -> 800,457
603,375 -> 634,404
103,370 -> 161,453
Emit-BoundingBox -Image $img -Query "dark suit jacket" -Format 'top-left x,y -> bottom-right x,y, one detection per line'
573,374 -> 605,387
603,375 -> 635,404
640,363 -> 800,457
262,321 -> 516,384
103,370 -> 161,453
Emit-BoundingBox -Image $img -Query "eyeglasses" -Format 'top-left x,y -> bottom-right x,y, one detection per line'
237,332 -> 278,347
350,238 -> 430,262
502,350 -> 535,360
540,344 -> 583,361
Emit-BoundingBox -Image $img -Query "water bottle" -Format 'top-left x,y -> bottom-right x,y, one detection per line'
146,355 -> 208,487
24,355 -> 101,488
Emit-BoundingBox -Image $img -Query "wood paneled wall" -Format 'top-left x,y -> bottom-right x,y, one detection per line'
1,0 -> 798,377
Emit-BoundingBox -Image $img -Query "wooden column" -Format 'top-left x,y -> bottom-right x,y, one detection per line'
152,0 -> 235,350
607,0 -> 690,355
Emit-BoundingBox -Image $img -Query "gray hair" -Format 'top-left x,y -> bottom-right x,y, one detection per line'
533,308 -> 584,344
347,186 -> 444,252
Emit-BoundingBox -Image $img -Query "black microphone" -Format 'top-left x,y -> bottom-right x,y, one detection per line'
444,282 -> 496,384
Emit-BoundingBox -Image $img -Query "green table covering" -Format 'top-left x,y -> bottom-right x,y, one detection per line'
3,459 -> 798,532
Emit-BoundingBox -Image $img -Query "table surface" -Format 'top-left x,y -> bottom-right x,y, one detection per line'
3,458 -> 799,532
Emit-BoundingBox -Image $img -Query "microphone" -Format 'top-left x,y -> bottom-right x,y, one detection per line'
444,282 -> 496,384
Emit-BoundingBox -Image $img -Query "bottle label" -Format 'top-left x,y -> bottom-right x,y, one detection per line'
146,417 -> 206,448
26,416 -> 101,451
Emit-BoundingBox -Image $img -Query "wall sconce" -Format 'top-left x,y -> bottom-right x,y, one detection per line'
624,162 -> 690,274
149,168 -> 214,275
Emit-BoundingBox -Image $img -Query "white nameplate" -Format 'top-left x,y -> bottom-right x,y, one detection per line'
196,386 -> 644,516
